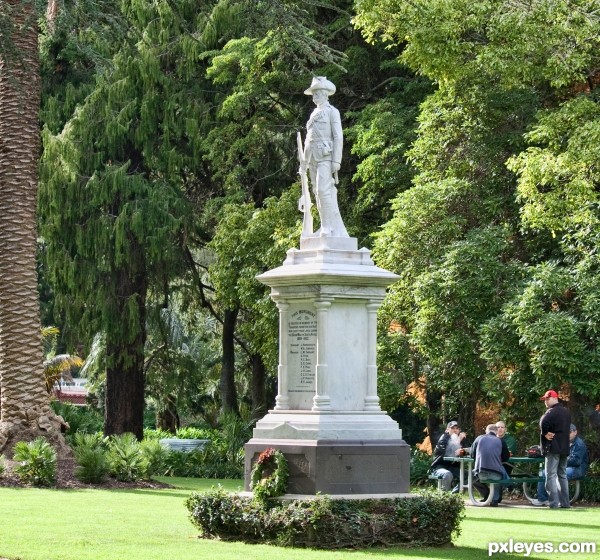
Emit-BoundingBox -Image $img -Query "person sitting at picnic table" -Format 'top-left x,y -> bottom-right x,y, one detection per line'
471,424 -> 510,506
495,421 -> 517,456
495,420 -> 517,499
431,420 -> 467,492
531,423 -> 589,506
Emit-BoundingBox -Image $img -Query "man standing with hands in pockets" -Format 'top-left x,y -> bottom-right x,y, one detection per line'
539,389 -> 572,508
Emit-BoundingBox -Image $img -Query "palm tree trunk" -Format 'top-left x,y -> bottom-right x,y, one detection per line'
0,0 -> 66,453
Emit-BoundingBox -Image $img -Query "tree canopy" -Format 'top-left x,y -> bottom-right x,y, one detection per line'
20,0 -> 600,453
356,0 -> 600,444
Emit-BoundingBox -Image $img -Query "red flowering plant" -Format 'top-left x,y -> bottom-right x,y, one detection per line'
250,447 -> 289,503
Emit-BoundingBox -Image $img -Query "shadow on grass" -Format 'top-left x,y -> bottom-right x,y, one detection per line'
363,546 -> 550,559
102,488 -> 193,498
102,484 -> 243,498
468,512 -> 598,531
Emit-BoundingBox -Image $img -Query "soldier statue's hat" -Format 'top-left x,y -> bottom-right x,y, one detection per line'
304,76 -> 336,96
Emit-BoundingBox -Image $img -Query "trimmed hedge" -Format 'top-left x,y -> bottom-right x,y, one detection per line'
186,487 -> 464,549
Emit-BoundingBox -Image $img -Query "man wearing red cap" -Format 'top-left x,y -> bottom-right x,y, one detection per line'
539,390 -> 572,508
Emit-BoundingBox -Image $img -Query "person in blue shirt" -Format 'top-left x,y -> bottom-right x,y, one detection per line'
471,424 -> 510,506
532,423 -> 589,506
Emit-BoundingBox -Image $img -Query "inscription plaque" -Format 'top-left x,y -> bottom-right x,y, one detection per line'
287,307 -> 317,408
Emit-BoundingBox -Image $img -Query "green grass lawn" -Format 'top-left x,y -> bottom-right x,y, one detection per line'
0,479 -> 598,560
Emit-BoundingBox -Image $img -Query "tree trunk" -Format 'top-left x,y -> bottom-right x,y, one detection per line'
458,395 -> 477,441
0,0 -> 67,454
425,387 -> 443,450
220,308 -> 239,415
104,266 -> 147,440
250,352 -> 266,418
156,395 -> 180,433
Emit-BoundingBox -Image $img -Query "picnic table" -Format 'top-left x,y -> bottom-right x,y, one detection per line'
466,456 -> 542,506
464,456 -> 583,507
444,455 -> 473,494
430,455 -> 584,506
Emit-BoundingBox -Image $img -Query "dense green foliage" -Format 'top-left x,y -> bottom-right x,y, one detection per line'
29,0 -> 600,454
354,0 -> 600,443
13,438 -> 57,487
143,416 -> 252,478
106,433 -> 149,482
51,401 -> 104,436
37,0 -> 423,435
68,427 -> 245,482
410,449 -> 434,487
186,487 -> 464,548
581,461 -> 600,502
71,433 -> 111,483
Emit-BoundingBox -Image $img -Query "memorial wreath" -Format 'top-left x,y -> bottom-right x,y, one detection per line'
250,447 -> 289,501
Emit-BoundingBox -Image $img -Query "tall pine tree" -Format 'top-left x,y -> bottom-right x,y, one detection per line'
40,0 -> 219,437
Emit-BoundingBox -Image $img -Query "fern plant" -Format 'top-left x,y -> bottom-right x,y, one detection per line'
13,438 -> 57,487
107,433 -> 145,482
140,439 -> 168,477
72,433 -> 110,483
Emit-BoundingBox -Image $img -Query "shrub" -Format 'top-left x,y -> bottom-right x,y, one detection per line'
175,426 -> 215,440
13,438 -> 57,487
162,447 -> 243,479
219,412 -> 254,464
143,428 -> 172,441
163,449 -> 201,477
186,487 -> 464,549
580,460 -> 600,502
107,433 -> 145,482
143,421 -> 249,479
410,449 -> 433,486
72,433 -> 110,484
140,439 -> 169,477
50,401 -> 103,435
0,454 -> 5,477
580,476 -> 600,502
71,431 -> 105,448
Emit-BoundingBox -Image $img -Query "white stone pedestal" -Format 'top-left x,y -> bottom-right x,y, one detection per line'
245,236 -> 410,494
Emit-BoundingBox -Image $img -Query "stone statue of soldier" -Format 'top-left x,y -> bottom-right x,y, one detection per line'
302,77 -> 348,238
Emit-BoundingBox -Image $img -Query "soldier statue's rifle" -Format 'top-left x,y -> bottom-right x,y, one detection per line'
296,131 -> 313,237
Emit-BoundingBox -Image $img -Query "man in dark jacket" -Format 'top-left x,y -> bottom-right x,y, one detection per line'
533,423 -> 589,505
471,424 -> 510,506
539,389 -> 572,508
431,420 -> 467,491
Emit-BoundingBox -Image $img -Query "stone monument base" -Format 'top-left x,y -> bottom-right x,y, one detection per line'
245,438 -> 410,495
